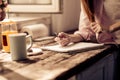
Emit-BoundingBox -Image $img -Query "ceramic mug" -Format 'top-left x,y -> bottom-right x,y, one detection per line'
9,33 -> 32,60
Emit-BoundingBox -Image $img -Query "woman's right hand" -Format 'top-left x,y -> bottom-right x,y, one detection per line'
54,32 -> 71,46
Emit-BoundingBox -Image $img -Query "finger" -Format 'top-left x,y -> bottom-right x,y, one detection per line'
91,23 -> 98,30
60,41 -> 66,46
90,22 -> 97,28
91,25 -> 96,30
95,25 -> 102,33
92,27 -> 96,32
58,32 -> 66,38
95,28 -> 102,33
93,26 -> 100,33
91,24 -> 102,33
54,37 -> 66,46
60,38 -> 69,46
91,25 -> 97,31
95,28 -> 100,33
54,37 -> 61,42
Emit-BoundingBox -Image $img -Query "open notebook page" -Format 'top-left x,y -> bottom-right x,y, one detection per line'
40,42 -> 104,53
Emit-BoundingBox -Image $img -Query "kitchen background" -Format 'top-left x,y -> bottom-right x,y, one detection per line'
8,0 -> 81,35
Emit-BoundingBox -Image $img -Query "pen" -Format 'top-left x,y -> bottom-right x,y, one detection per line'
54,32 -> 63,38
54,32 -> 58,37
54,32 -> 67,39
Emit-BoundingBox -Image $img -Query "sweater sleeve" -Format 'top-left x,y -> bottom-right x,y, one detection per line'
74,1 -> 96,42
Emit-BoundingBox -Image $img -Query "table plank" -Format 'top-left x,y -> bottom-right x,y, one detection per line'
0,40 -> 113,80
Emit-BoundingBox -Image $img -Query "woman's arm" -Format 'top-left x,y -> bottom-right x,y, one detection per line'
54,32 -> 84,46
109,21 -> 120,33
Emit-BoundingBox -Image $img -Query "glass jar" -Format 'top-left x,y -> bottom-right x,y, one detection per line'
1,19 -> 18,52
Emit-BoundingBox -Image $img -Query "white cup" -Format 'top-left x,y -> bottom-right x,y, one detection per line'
9,33 -> 32,61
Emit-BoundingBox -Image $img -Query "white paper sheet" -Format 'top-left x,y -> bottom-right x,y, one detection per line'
40,42 -> 104,52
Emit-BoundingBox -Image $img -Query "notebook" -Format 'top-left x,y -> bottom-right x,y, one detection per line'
40,42 -> 104,53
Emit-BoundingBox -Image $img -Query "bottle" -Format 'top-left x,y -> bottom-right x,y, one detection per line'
1,19 -> 18,53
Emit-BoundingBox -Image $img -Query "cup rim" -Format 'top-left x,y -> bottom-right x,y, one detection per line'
9,33 -> 27,37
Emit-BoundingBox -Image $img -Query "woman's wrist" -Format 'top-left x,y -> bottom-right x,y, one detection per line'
69,34 -> 84,43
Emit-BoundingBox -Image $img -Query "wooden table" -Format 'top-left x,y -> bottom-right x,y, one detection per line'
0,39 -> 118,80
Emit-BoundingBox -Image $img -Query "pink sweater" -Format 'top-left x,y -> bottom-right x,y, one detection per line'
74,0 -> 116,43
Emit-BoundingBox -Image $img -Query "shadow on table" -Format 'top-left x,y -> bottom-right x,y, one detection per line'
0,62 -> 31,80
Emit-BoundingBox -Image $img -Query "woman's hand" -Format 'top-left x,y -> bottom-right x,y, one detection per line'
0,0 -> 7,21
54,32 -> 71,46
91,22 -> 102,33
90,22 -> 102,39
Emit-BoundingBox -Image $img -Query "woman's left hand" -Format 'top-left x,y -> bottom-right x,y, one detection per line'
90,22 -> 102,33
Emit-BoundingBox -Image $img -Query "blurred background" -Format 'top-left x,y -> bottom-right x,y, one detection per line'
8,0 -> 81,35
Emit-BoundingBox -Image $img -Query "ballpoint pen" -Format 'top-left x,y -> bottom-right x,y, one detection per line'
54,32 -> 58,37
